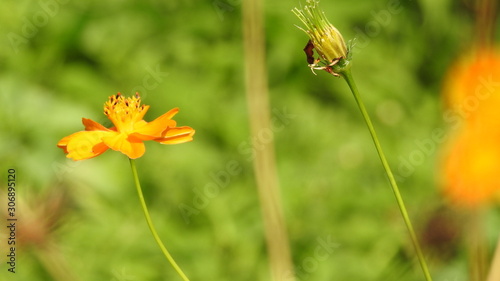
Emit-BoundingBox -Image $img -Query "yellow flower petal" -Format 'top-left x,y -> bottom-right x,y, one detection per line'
102,133 -> 146,159
61,131 -> 115,161
82,118 -> 112,131
155,126 -> 195,144
134,108 -> 179,139
57,135 -> 72,153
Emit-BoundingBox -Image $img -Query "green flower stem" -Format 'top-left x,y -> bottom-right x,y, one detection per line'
129,159 -> 190,281
338,67 -> 433,281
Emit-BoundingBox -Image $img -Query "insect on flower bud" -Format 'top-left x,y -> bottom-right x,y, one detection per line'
292,0 -> 348,75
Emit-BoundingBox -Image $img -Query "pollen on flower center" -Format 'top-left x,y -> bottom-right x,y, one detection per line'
104,93 -> 148,132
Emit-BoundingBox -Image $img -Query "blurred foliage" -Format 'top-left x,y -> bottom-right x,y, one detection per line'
0,0 -> 499,280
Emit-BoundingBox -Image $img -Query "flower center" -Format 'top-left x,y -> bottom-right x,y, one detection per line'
104,93 -> 147,132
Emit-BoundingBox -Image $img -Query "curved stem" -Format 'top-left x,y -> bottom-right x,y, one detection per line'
129,159 -> 190,281
339,68 -> 433,281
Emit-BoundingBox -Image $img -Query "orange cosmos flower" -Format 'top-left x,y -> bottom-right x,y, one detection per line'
441,49 -> 500,208
57,93 -> 195,160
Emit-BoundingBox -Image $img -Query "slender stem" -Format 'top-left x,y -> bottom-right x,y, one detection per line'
339,68 -> 433,281
468,209 -> 487,281
242,0 -> 295,279
129,158 -> 190,281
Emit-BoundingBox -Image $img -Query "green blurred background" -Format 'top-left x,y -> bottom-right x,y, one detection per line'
0,0 -> 499,280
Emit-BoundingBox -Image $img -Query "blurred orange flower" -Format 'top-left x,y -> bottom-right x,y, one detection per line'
442,49 -> 500,208
443,50 -> 500,121
58,93 -> 195,160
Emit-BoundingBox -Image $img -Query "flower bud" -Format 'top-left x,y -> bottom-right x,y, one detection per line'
293,0 -> 347,65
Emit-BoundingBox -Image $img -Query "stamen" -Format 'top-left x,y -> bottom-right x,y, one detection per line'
103,93 -> 147,132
